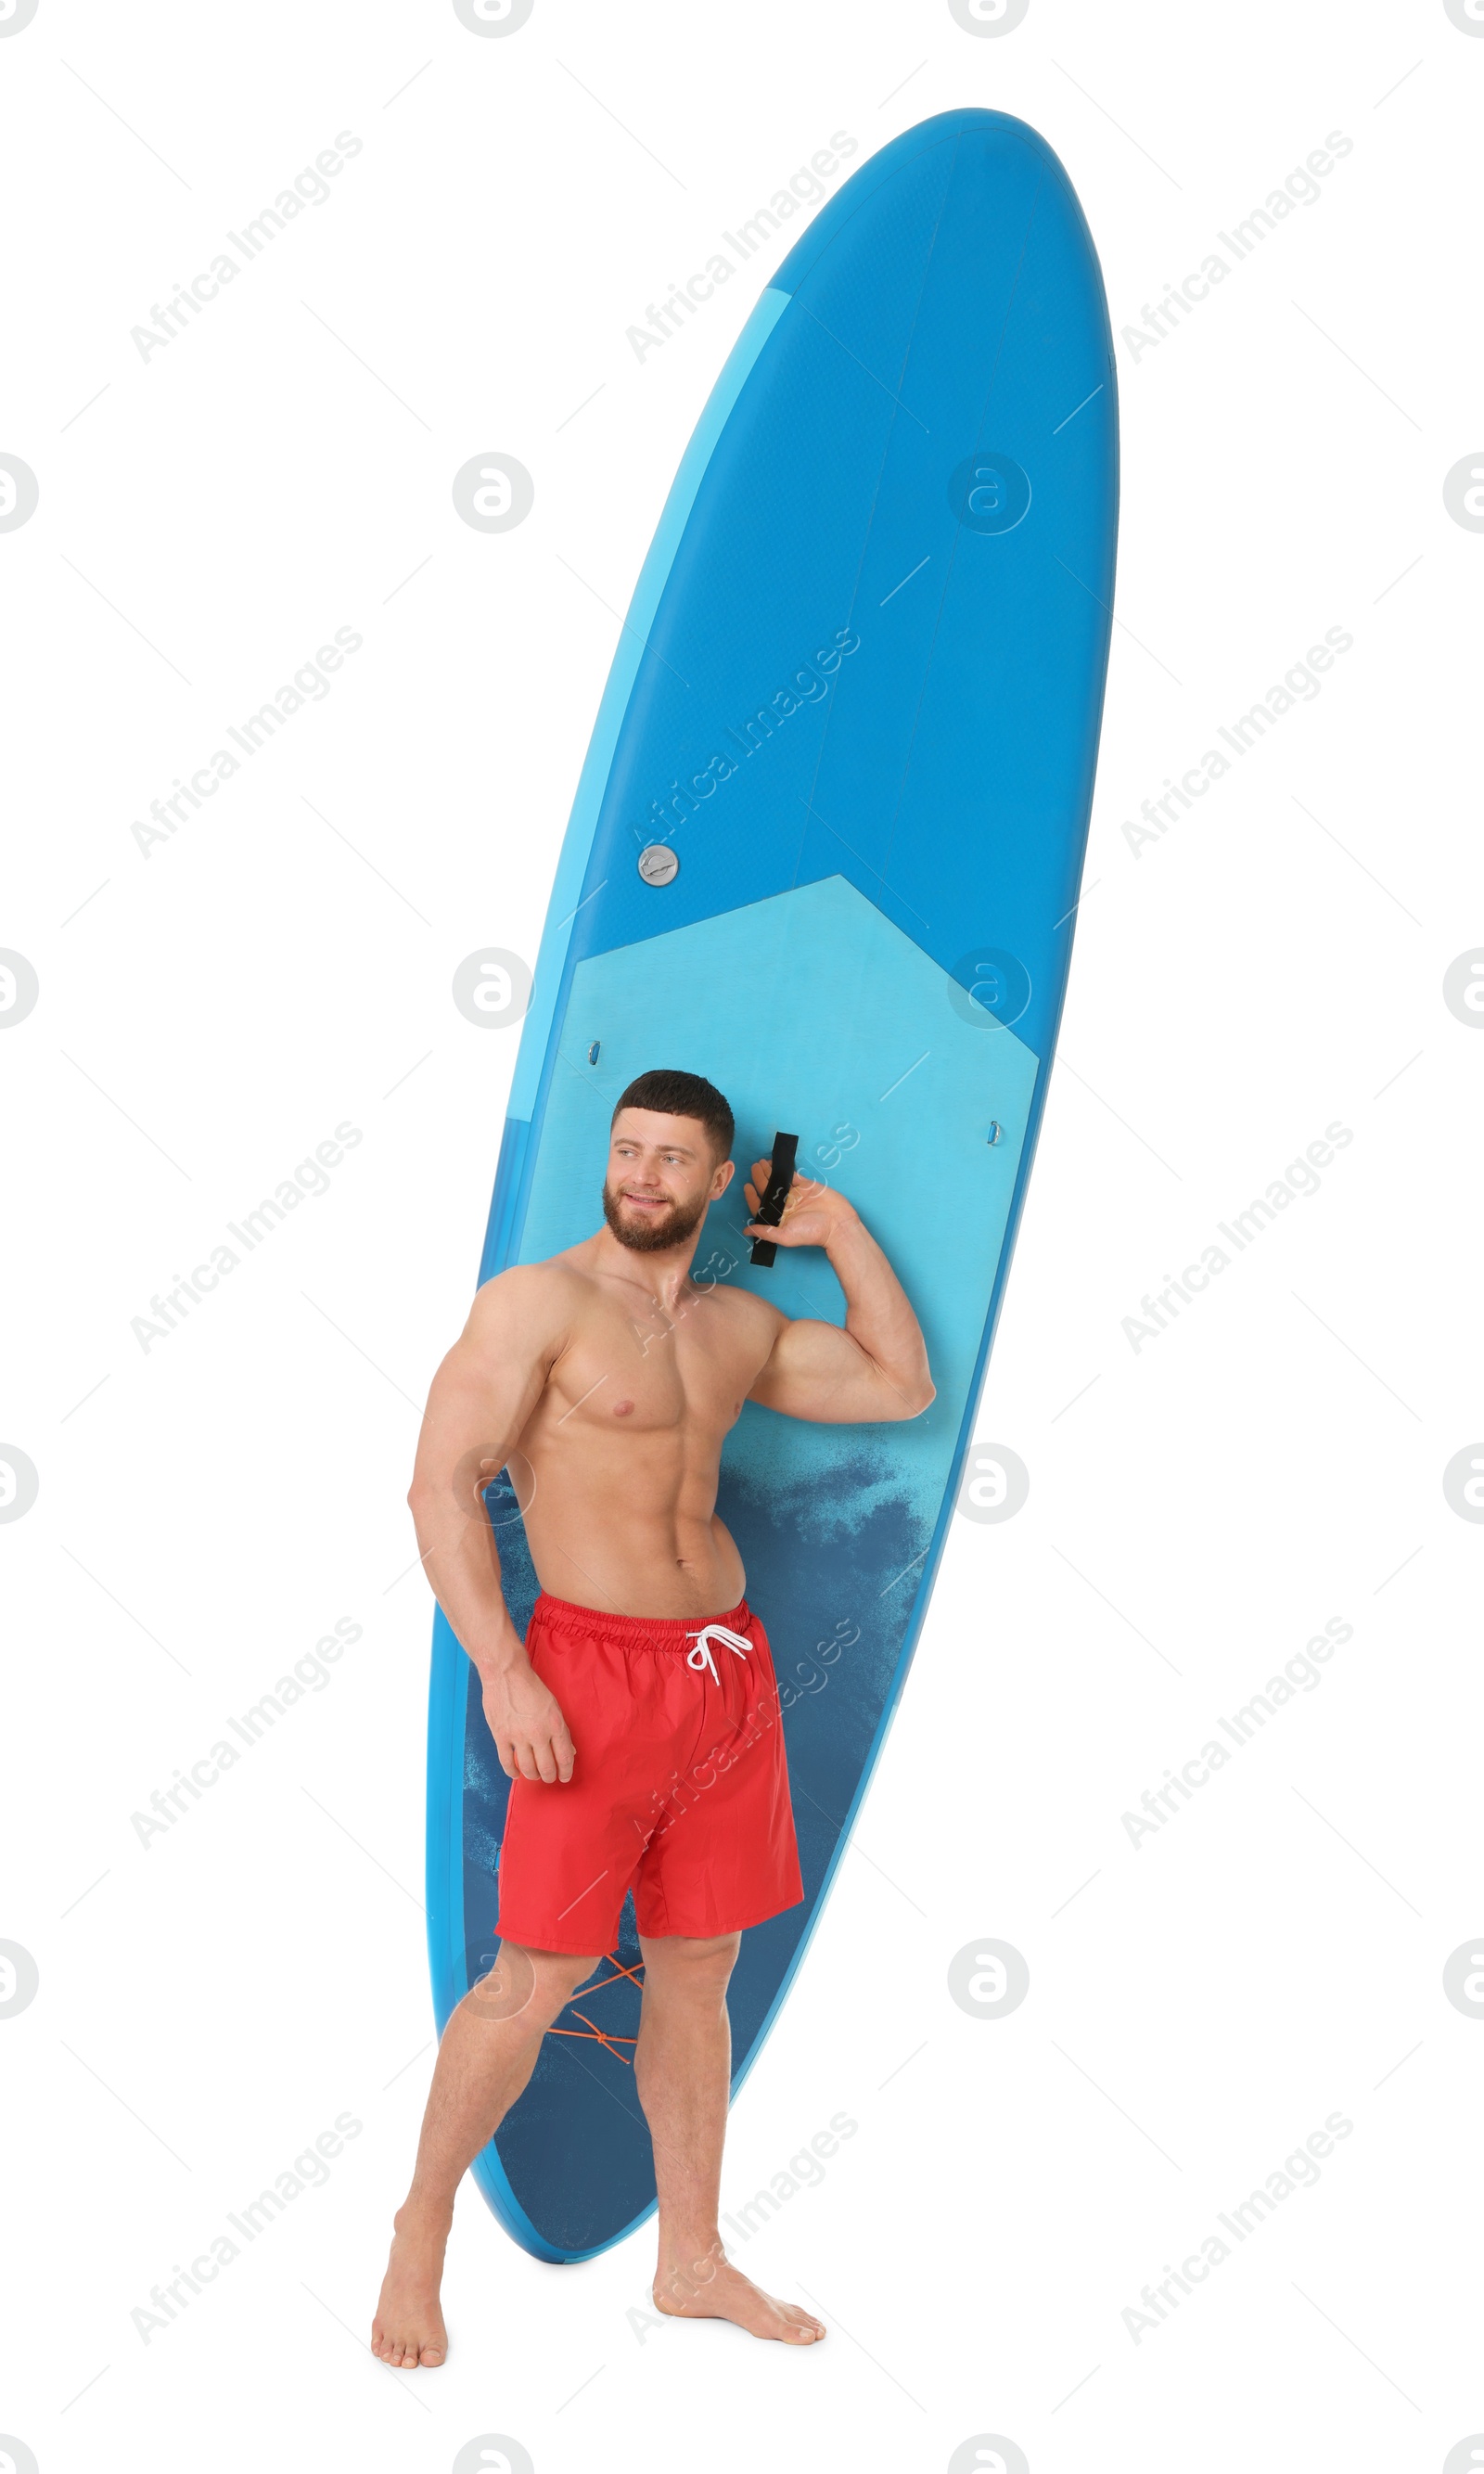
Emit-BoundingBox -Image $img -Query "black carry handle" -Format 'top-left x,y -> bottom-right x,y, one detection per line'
748,1131 -> 799,1267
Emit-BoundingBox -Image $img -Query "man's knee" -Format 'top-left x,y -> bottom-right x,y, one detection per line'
643,1929 -> 742,1991
465,1940 -> 600,2026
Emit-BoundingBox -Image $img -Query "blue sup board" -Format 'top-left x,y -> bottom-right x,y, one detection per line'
427,108 -> 1118,2262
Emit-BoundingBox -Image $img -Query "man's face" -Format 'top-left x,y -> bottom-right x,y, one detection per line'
602,1109 -> 734,1254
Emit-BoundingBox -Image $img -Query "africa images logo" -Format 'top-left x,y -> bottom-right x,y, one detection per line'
632,626 -> 860,848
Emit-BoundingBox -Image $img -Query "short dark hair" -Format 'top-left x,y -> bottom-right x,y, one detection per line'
612,1069 -> 735,1161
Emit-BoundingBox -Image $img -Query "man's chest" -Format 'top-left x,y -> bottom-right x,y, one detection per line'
543,1290 -> 762,1439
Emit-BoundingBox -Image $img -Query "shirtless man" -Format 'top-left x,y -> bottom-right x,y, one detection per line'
372,1067 -> 933,2365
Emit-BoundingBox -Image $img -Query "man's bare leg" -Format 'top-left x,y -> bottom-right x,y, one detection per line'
635,1929 -> 825,2346
372,1941 -> 600,2367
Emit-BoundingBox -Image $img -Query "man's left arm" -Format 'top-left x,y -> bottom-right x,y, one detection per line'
742,1164 -> 935,1424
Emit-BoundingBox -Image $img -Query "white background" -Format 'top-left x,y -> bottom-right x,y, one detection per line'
3,1 -> 1482,2468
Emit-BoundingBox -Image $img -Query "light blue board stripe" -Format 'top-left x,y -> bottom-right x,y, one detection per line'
427,285 -> 794,2234
507,284 -> 791,1122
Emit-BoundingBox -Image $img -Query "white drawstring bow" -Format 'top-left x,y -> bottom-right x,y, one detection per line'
684,1622 -> 754,1684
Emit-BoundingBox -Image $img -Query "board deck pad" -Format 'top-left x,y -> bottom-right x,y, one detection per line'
427,109 -> 1119,2261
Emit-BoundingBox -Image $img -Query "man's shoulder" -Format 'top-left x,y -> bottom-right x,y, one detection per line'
698,1275 -> 786,1336
475,1254 -> 592,1296
466,1255 -> 592,1335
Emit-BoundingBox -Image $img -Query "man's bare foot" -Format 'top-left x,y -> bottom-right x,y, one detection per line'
371,2198 -> 452,2367
653,2241 -> 825,2345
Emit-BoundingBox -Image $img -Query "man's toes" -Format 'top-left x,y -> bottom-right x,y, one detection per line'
419,2343 -> 446,2366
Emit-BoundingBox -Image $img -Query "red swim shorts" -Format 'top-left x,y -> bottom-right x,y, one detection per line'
493,1591 -> 804,1953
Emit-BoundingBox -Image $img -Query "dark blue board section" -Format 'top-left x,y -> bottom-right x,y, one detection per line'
427,109 -> 1118,2262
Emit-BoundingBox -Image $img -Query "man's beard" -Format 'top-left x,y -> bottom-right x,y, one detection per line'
601,1179 -> 710,1254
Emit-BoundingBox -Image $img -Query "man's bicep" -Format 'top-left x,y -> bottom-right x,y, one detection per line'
748,1314 -> 882,1421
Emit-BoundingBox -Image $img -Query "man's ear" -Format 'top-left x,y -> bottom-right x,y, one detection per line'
710,1157 -> 736,1198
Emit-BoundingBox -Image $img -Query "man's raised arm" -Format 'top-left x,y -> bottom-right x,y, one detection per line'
407,1267 -> 576,1782
741,1168 -> 935,1425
